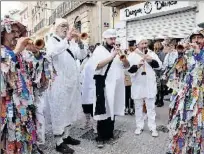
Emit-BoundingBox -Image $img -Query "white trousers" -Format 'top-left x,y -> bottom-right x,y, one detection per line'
134,98 -> 157,131
55,126 -> 71,145
36,95 -> 46,145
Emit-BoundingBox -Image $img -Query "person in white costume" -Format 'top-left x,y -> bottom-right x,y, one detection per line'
92,29 -> 130,148
127,36 -> 162,137
46,18 -> 88,154
80,47 -> 97,133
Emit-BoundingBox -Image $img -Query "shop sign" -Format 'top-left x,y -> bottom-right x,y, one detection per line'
120,1 -> 194,21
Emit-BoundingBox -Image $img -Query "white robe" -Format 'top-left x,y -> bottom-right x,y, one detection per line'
127,49 -> 162,99
46,34 -> 88,135
92,45 -> 125,121
81,57 -> 95,105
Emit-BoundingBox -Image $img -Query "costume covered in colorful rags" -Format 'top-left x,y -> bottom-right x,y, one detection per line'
1,16 -> 54,154
167,31 -> 204,153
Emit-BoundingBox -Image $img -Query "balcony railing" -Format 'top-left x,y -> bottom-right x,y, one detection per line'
49,1 -> 96,25
102,1 -> 127,7
34,19 -> 49,33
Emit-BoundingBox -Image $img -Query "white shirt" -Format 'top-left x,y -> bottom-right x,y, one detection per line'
127,49 -> 162,99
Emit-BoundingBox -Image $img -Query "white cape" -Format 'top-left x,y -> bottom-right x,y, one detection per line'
92,45 -> 125,121
81,57 -> 95,105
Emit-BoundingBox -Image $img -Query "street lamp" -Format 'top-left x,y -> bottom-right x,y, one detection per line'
112,7 -> 118,29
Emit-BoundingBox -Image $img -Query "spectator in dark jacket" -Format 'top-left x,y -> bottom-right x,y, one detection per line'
154,41 -> 166,107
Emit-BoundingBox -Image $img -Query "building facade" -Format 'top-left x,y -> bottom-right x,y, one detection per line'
20,1 -> 111,46
48,1 -> 110,45
103,1 -> 204,49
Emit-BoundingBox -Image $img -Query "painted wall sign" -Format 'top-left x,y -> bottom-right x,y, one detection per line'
120,1 -> 195,21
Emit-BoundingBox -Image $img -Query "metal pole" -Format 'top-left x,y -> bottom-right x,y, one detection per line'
99,1 -> 102,43
112,7 -> 115,29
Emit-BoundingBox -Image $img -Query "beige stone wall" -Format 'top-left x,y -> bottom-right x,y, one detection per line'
63,2 -> 110,45
25,1 -> 110,45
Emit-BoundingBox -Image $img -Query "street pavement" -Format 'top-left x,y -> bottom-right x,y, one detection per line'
43,98 -> 170,154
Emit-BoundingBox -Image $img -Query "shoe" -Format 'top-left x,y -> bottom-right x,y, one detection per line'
97,141 -> 104,148
56,143 -> 75,154
134,128 -> 143,135
151,130 -> 159,137
63,136 -> 81,145
157,102 -> 164,107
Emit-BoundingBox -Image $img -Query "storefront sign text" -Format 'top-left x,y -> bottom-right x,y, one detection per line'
120,1 -> 193,21
155,1 -> 178,10
125,8 -> 142,17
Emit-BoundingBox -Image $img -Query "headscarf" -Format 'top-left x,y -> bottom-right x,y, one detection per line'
1,15 -> 27,36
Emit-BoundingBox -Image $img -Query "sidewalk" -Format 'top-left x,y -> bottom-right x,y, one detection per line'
43,100 -> 170,154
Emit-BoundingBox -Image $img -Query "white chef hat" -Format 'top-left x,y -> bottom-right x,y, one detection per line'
102,29 -> 117,38
52,18 -> 68,33
136,36 -> 147,45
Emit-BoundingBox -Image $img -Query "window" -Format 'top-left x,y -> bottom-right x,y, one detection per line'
75,21 -> 81,33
